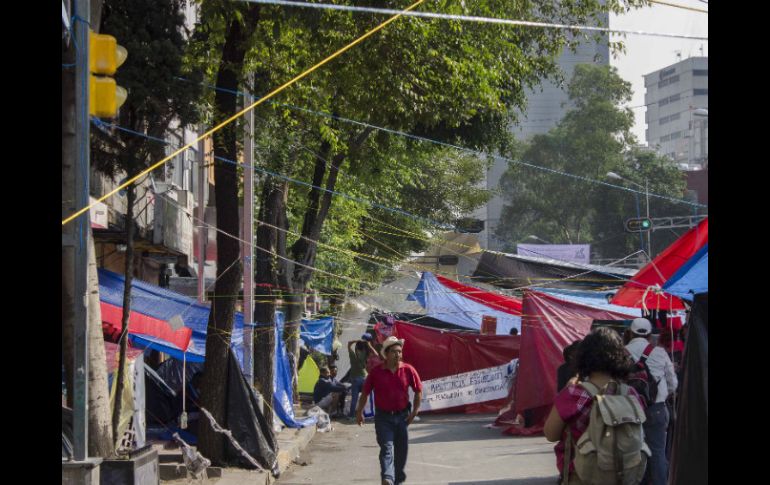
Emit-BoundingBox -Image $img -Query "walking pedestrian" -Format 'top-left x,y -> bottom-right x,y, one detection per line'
625,317 -> 678,485
355,336 -> 422,485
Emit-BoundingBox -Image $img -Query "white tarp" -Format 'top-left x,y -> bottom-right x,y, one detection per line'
415,359 -> 518,412
517,244 -> 591,265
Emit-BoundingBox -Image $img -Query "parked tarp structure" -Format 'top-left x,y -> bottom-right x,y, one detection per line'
408,272 -> 522,334
300,317 -> 334,354
669,293 -> 708,485
275,313 -> 318,428
662,244 -> 708,301
531,287 -> 641,316
611,218 -> 708,310
392,320 -> 520,413
143,351 -> 279,472
297,355 -> 320,394
508,290 -> 637,435
98,268 -> 244,364
473,251 -> 636,290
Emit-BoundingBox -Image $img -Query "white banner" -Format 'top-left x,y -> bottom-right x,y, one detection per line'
517,244 -> 590,265
415,359 -> 518,412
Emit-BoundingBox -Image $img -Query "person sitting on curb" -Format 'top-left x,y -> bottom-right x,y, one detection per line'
313,366 -> 349,417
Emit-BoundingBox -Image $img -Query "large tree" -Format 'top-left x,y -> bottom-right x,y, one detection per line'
495,63 -> 691,260
90,0 -> 202,445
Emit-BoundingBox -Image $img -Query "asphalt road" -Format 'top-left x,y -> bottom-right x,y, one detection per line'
277,413 -> 559,485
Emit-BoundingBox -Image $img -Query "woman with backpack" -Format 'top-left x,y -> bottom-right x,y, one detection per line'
544,327 -> 649,485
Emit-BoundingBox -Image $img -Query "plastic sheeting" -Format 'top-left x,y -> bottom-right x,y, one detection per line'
300,317 -> 334,355
274,313 -> 318,428
663,244 -> 708,301
669,293 -> 708,485
612,218 -> 708,310
392,320 -> 520,413
510,290 -> 637,434
530,287 -> 641,316
408,272 -> 522,334
473,251 -> 636,290
98,269 -> 245,364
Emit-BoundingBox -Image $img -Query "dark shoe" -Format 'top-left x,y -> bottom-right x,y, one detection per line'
382,480 -> 394,485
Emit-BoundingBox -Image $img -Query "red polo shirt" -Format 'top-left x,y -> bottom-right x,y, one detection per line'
363,362 -> 423,412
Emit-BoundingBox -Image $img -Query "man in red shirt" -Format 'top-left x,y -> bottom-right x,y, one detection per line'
355,336 -> 422,485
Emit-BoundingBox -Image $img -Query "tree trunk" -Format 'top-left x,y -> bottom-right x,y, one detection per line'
86,227 -> 115,457
113,183 -> 135,444
62,29 -> 114,457
198,7 -> 260,463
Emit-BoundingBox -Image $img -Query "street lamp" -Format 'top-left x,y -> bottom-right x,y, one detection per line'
607,171 -> 651,257
524,234 -> 552,244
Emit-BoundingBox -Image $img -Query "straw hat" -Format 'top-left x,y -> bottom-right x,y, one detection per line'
380,336 -> 405,358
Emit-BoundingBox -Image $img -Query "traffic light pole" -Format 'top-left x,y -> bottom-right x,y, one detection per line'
73,0 -> 90,461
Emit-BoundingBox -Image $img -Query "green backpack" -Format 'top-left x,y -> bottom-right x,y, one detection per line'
564,381 -> 651,485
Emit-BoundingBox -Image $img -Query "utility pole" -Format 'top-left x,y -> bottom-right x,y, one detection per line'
242,75 -> 255,385
73,0 -> 90,462
197,137 -> 207,303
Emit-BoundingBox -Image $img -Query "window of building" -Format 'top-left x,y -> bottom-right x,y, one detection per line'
658,75 -> 680,88
693,88 -> 708,96
693,69 -> 708,76
661,134 -> 671,142
670,131 -> 682,140
660,67 -> 676,79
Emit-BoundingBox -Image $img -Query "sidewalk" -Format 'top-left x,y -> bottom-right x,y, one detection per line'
159,404 -> 318,485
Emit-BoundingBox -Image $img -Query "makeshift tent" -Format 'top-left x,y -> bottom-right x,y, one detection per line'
392,320 -> 520,413
668,292 -> 707,485
663,244 -> 708,301
612,218 -> 708,310
508,290 -> 637,435
297,355 -> 320,394
143,351 -> 279,473
300,317 -> 334,354
531,287 -> 641,316
473,251 -> 636,290
370,311 -> 473,332
274,313 -> 318,428
408,272 -> 522,334
98,268 -> 245,364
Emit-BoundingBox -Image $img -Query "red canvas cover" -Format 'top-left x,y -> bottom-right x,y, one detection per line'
435,274 -> 523,315
393,320 -> 520,413
508,291 -> 636,434
101,301 -> 193,352
611,218 -> 708,310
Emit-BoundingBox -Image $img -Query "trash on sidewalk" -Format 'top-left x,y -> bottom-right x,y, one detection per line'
306,406 -> 332,432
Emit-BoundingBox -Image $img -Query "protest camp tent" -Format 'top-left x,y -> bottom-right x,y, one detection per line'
662,244 -> 708,301
505,290 -> 637,435
392,320 -> 520,414
473,250 -> 636,290
408,272 -> 523,334
297,355 -> 320,394
669,292 -> 708,485
611,217 -> 708,310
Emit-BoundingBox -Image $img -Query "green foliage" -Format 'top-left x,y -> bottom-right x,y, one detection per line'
495,64 -> 691,260
91,0 -> 203,180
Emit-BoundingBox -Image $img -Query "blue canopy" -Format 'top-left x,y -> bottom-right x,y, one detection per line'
274,313 -> 318,428
300,317 -> 334,354
663,244 -> 708,301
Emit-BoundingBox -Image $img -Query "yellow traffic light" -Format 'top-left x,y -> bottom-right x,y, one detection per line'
89,31 -> 128,117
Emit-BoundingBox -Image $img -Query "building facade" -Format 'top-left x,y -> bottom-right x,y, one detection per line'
477,28 -> 610,251
644,57 -> 708,169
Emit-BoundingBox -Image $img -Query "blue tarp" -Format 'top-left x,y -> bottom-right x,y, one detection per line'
299,317 -> 334,354
98,269 -> 245,365
663,244 -> 708,301
274,313 -> 318,428
530,287 -> 640,317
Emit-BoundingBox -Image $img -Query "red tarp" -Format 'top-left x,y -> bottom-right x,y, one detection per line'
393,320 -> 520,413
435,274 -> 523,315
507,290 -> 636,435
611,218 -> 708,310
101,301 -> 193,352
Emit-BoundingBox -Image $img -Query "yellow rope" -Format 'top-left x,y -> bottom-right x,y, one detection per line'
62,0 -> 427,226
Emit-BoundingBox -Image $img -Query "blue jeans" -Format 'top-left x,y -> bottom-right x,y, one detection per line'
643,402 -> 670,485
374,410 -> 409,484
349,376 -> 366,417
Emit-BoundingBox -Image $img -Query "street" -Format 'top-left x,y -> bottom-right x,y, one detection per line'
277,413 -> 559,485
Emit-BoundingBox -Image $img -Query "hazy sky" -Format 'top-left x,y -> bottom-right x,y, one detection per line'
610,0 -> 708,143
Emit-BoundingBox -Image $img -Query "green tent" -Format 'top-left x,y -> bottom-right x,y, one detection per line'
298,355 -> 320,394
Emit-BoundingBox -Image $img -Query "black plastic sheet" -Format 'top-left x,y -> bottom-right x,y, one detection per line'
669,293 -> 708,485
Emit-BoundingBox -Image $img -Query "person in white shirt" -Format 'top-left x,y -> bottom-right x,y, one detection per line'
625,317 -> 678,485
